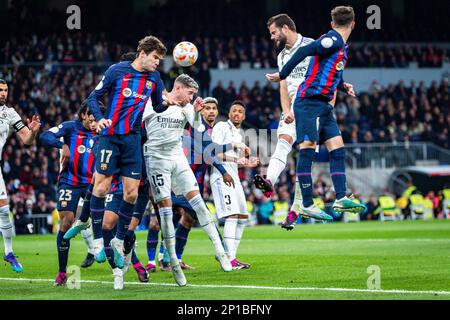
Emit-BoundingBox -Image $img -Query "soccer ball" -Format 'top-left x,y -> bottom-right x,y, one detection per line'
172,41 -> 198,67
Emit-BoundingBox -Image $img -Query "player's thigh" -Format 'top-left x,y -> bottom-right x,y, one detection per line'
0,170 -> 8,203
57,184 -> 85,216
104,192 -> 122,215
277,117 -> 296,144
211,179 -> 241,219
118,133 -> 142,179
234,182 -> 249,216
172,158 -> 200,197
319,109 -> 343,147
294,100 -> 323,144
146,157 -> 173,203
96,135 -> 121,176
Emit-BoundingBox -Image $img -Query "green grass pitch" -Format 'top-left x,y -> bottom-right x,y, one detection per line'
1,219 -> 450,300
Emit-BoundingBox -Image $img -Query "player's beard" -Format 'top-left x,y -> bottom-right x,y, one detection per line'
276,34 -> 287,49
0,98 -> 6,105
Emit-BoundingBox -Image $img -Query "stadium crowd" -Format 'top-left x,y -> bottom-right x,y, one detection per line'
1,32 -> 449,69
1,55 -> 448,233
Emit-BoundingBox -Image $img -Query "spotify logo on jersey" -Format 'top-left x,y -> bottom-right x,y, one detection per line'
122,88 -> 132,97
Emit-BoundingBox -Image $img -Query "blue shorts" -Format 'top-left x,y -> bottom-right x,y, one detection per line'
294,97 -> 341,144
95,133 -> 142,179
57,184 -> 88,214
171,194 -> 197,220
105,190 -> 122,213
105,186 -> 148,222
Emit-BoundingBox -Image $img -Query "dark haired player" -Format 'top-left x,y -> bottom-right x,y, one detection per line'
0,79 -> 41,273
40,101 -> 105,285
266,6 -> 366,229
81,35 -> 173,267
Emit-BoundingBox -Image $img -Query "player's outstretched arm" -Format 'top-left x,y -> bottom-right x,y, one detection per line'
16,115 -> 41,146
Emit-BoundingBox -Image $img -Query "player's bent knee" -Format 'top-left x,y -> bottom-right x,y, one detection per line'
158,199 -> 172,208
279,134 -> 294,146
300,140 -> 316,149
59,213 -> 74,232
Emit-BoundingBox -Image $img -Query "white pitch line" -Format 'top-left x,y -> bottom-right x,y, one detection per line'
0,277 -> 449,296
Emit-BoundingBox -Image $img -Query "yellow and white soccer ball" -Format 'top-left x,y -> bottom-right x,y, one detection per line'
172,41 -> 198,67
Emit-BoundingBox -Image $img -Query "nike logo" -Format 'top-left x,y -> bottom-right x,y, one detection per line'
131,172 -> 140,176
123,78 -> 131,82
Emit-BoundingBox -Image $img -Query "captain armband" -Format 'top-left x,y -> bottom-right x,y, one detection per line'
13,120 -> 26,132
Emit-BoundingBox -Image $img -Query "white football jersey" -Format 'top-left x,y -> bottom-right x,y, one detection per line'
143,103 -> 200,160
0,105 -> 25,160
277,34 -> 314,100
210,120 -> 243,184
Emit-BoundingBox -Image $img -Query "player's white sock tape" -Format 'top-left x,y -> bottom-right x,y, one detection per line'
81,227 -> 95,255
189,195 -> 225,254
0,205 -> 13,255
224,218 -> 238,260
234,218 -> 247,256
290,177 -> 304,213
266,138 -> 292,184
159,207 -> 178,265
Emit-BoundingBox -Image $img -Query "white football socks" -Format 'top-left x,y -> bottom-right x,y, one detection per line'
81,227 -> 95,255
0,205 -> 13,255
290,177 -> 304,213
158,207 -> 178,266
223,218 -> 238,260
234,218 -> 247,256
189,195 -> 226,255
266,138 -> 292,185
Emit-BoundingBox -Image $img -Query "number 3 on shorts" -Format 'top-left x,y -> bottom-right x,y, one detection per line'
100,149 -> 113,164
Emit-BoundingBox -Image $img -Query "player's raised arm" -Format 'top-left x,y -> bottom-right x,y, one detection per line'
15,114 -> 41,146
40,122 -> 72,168
40,122 -> 70,149
86,64 -> 116,129
152,78 -> 170,113
267,35 -> 344,82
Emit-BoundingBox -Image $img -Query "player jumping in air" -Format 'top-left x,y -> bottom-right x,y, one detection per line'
143,74 -> 233,286
266,6 -> 366,229
0,79 -> 41,273
254,14 -> 332,222
72,36 -> 170,267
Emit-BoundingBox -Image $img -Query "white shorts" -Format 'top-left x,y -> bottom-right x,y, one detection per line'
0,170 -> 7,200
277,112 -> 297,141
211,178 -> 248,219
145,156 -> 199,203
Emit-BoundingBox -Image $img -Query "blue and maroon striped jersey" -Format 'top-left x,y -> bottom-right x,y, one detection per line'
41,121 -> 96,187
182,118 -> 228,193
87,61 -> 165,136
280,29 -> 349,102
111,175 -> 123,193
